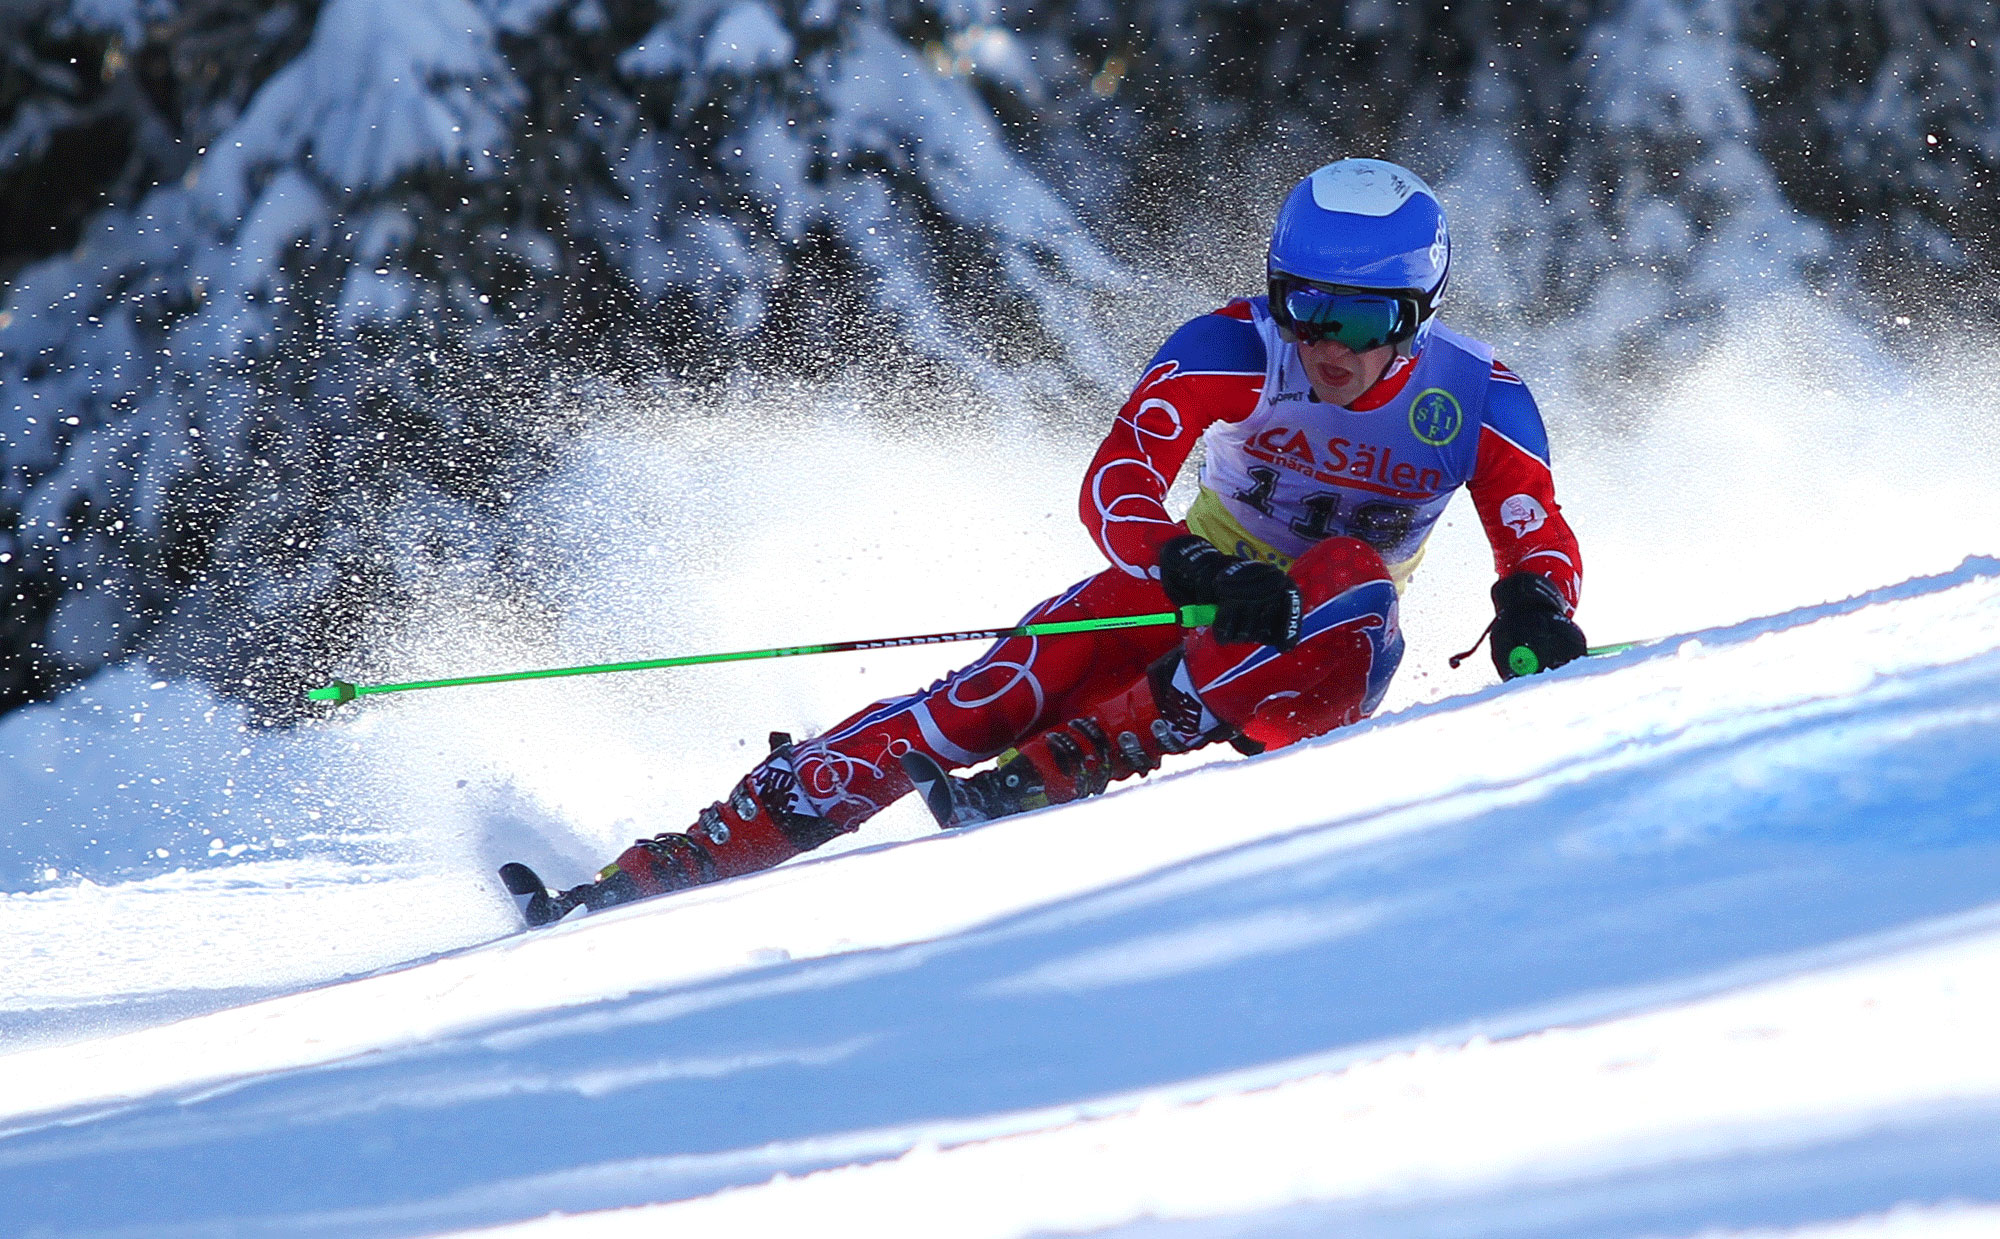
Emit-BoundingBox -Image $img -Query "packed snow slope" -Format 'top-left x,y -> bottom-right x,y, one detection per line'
3,556 -> 2000,1237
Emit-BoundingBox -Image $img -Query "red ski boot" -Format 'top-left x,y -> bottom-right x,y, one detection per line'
902,650 -> 1236,827
504,738 -> 846,926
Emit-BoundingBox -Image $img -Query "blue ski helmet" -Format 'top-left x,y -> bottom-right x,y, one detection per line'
1267,159 -> 1450,357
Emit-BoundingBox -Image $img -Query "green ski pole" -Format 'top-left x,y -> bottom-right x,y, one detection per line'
307,604 -> 1222,704
1451,622 -> 1638,674
1504,639 -> 1639,678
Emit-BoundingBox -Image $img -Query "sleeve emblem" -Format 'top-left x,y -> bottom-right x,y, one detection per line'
1500,493 -> 1548,537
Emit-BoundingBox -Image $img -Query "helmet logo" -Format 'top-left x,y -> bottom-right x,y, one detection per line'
1429,216 -> 1449,273
1309,159 -> 1421,218
1409,388 -> 1463,446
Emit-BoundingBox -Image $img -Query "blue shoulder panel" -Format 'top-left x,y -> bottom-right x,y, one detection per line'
1482,370 -> 1551,465
1144,307 -> 1266,376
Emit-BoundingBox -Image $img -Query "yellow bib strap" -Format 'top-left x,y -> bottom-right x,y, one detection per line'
1186,488 -> 1292,569
1185,488 -> 1425,591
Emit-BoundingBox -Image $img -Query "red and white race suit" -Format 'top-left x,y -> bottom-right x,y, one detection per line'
613,298 -> 1582,887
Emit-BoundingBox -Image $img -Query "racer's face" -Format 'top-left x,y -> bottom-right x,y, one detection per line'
1298,336 -> 1395,407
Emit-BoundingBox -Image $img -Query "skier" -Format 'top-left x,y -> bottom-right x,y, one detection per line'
503,158 -> 1586,927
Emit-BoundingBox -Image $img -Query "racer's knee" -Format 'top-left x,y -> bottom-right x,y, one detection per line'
1287,536 -> 1391,607
1182,539 -> 1403,749
1235,617 -> 1405,749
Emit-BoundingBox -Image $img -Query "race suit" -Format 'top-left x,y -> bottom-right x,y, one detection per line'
624,297 -> 1582,883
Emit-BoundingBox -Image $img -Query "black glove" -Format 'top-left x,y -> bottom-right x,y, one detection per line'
1157,535 -> 1231,607
1490,572 -> 1586,680
1213,559 -> 1304,649
1156,535 -> 1303,650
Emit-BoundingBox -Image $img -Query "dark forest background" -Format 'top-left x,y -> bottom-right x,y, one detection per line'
3,0 -> 1995,722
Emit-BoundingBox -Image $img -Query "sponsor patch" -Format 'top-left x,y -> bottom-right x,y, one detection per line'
1241,426 -> 1446,494
1409,388 -> 1463,446
1500,492 -> 1548,537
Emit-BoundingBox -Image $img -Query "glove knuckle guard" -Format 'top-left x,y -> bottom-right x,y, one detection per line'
1490,572 -> 1586,680
1212,560 -> 1303,649
1160,542 -> 1303,650
1491,571 -> 1568,618
1158,535 -> 1230,607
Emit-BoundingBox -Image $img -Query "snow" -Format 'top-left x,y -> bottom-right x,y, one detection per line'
457,912 -> 2000,1238
59,0 -> 166,43
7,2 -> 2000,1230
18,0 -> 1143,714
618,10 -> 705,77
5,525 -> 2000,1234
198,0 -> 518,214
6,272 -> 2000,1234
702,3 -> 795,72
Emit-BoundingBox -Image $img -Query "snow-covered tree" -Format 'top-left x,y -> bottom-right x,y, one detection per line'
5,0 -> 1998,721
1741,0 -> 2000,312
998,0 -> 1989,372
0,0 -> 1121,720
1,0 -> 318,284
1436,0 -> 1835,385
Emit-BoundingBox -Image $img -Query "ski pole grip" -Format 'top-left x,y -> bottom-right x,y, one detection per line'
1506,646 -> 1542,677
1178,604 -> 1218,628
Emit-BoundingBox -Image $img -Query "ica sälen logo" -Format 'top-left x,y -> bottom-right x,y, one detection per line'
1409,388 -> 1463,446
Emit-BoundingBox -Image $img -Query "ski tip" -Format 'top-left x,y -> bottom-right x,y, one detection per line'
497,862 -> 545,896
897,751 -> 957,829
306,680 -> 358,703
498,862 -> 563,927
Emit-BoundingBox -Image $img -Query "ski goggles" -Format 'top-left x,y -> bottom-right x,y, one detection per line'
1268,275 -> 1424,351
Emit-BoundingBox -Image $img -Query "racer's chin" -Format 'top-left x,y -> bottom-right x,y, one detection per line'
1299,339 -> 1388,406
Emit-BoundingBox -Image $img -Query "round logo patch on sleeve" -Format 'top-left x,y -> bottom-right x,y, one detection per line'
1500,493 -> 1548,536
